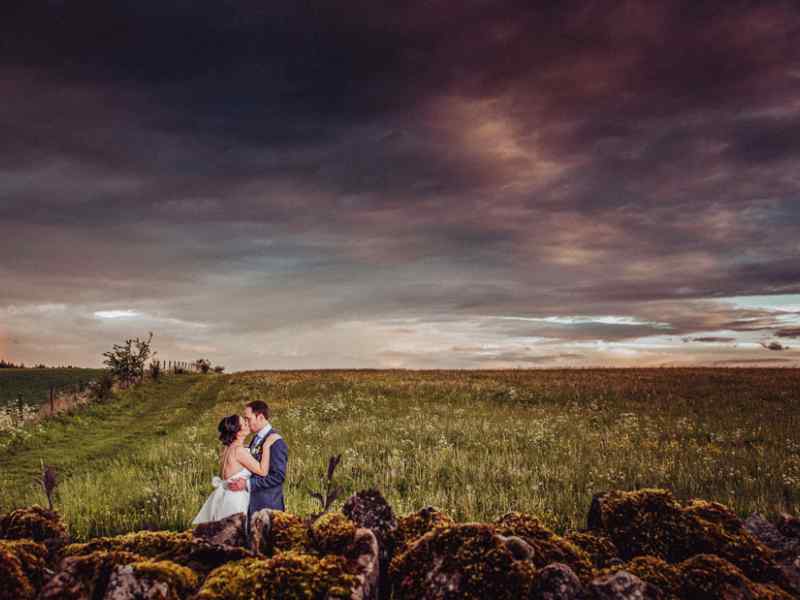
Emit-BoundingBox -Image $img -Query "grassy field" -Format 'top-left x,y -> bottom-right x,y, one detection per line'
0,368 -> 798,541
0,367 -> 104,408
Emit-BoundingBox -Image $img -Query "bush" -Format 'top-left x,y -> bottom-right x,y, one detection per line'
102,333 -> 154,388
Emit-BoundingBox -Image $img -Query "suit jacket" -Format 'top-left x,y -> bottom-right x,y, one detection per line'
248,428 -> 288,513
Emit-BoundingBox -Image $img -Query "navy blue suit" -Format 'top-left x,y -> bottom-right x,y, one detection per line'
248,428 -> 288,514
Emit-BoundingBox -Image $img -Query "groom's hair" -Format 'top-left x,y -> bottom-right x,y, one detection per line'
246,400 -> 270,420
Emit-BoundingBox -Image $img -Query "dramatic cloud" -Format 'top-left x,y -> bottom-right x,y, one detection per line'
1,1 -> 799,368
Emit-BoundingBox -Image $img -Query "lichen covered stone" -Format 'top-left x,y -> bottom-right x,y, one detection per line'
494,512 -> 594,582
390,506 -> 454,555
586,488 -> 786,589
63,529 -> 252,573
105,558 -> 199,599
678,553 -> 794,600
596,555 -> 681,598
342,488 -> 397,544
389,523 -> 537,599
0,505 -> 67,543
0,542 -> 34,600
40,550 -> 146,600
195,551 -> 359,599
564,531 -> 621,569
310,512 -> 358,556
0,539 -> 49,593
260,510 -> 311,555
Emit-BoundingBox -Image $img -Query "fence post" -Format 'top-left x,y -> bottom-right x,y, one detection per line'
17,395 -> 23,415
49,387 -> 55,415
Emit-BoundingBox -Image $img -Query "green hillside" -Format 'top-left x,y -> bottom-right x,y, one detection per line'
0,368 -> 798,541
0,368 -> 105,408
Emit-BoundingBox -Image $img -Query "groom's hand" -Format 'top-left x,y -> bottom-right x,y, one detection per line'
228,479 -> 246,492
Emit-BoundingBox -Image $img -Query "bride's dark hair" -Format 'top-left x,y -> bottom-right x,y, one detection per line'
218,415 -> 241,446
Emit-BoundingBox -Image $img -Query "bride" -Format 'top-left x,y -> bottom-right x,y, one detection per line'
192,414 -> 277,525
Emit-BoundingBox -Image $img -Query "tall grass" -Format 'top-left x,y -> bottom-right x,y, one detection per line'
0,368 -> 798,540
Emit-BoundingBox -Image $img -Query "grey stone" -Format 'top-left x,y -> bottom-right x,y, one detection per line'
587,571 -> 664,600
103,564 -> 171,599
192,511 -> 247,548
530,563 -> 583,600
744,513 -> 799,554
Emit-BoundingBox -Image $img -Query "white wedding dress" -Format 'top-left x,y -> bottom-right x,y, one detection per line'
192,468 -> 251,525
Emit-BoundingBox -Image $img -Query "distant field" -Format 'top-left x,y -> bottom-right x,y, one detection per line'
0,368 -> 798,540
0,368 -> 105,407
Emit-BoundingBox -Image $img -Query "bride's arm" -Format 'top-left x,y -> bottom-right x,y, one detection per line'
235,447 -> 268,476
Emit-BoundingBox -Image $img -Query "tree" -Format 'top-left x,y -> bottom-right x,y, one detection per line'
102,332 -> 155,388
195,358 -> 211,374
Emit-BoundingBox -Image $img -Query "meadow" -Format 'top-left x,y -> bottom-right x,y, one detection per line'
0,368 -> 798,541
0,367 -> 104,408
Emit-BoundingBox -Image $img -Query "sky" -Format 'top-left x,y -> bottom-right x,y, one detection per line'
1,1 -> 799,370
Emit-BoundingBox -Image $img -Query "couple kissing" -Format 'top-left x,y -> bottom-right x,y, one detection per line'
192,400 -> 289,526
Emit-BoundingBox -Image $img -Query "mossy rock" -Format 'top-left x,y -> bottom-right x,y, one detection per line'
262,511 -> 312,555
564,530 -> 620,569
389,523 -> 537,599
0,505 -> 67,544
195,551 -> 359,599
586,488 -> 785,589
596,555 -> 681,599
587,488 -> 687,560
390,506 -> 454,555
309,512 -> 358,556
678,553 -> 795,600
106,558 -> 199,599
40,550 -> 146,600
0,542 -> 34,600
342,488 -> 397,544
63,529 -> 252,573
494,512 -> 594,582
0,539 -> 49,592
682,499 -> 744,535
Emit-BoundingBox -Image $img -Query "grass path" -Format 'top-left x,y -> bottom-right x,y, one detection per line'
0,374 -> 229,537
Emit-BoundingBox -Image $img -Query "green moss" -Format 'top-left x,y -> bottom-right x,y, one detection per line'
596,555 -> 681,599
587,488 -> 786,590
62,529 -> 251,573
309,512 -> 357,556
195,552 -> 359,599
495,512 -> 594,582
191,558 -> 264,600
677,553 -> 794,600
0,505 -> 67,542
390,523 -> 537,600
683,499 -> 744,535
563,531 -> 620,569
391,506 -> 454,555
0,539 -> 49,591
0,543 -> 34,600
126,559 -> 199,598
263,511 -> 311,555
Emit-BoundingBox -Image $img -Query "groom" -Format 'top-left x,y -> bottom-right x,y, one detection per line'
228,400 -> 288,513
